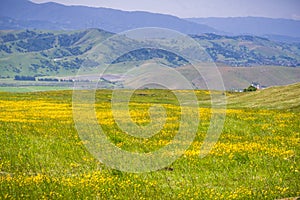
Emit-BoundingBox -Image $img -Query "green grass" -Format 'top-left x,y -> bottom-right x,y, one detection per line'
0,79 -> 74,93
227,82 -> 300,111
0,86 -> 72,93
0,85 -> 299,199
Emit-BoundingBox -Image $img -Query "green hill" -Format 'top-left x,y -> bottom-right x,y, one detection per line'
0,29 -> 300,90
176,65 -> 300,90
227,82 -> 300,111
0,29 -> 112,78
1,29 -> 300,78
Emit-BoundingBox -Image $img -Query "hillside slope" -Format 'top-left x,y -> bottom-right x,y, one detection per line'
177,65 -> 300,90
1,29 -> 300,79
227,82 -> 300,111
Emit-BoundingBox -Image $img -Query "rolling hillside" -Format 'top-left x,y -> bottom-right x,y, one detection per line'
0,29 -> 299,90
1,29 -> 300,79
177,65 -> 300,90
0,29 -> 112,77
227,82 -> 300,111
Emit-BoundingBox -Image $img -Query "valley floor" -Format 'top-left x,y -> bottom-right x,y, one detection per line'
0,86 -> 299,199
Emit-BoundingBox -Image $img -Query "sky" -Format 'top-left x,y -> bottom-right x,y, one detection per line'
30,0 -> 300,20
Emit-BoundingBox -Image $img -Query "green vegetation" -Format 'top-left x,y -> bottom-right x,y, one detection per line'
0,29 -> 299,79
0,86 -> 71,93
0,29 -> 110,78
228,82 -> 300,111
0,83 -> 299,199
14,75 -> 36,81
243,85 -> 257,92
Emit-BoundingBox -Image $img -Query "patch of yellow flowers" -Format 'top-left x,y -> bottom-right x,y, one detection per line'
0,91 -> 299,199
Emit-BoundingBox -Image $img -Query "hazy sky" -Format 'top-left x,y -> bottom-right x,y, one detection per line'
30,0 -> 300,20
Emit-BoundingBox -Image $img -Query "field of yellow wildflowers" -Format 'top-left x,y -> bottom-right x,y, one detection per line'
0,85 -> 299,199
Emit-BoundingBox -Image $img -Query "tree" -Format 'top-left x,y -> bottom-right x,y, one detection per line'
243,85 -> 257,92
14,75 -> 35,81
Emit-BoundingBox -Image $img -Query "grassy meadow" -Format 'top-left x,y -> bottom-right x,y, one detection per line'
0,83 -> 299,199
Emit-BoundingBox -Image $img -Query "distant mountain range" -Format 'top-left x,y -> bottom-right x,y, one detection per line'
186,17 -> 300,42
0,0 -> 218,34
1,0 -> 300,43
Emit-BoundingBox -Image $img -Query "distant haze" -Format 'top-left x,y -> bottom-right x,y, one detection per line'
30,0 -> 300,20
